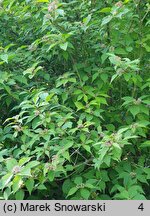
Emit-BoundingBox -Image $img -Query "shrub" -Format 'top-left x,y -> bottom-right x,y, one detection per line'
0,0 -> 149,200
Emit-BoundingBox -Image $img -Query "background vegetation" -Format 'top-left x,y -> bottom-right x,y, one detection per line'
0,0 -> 150,200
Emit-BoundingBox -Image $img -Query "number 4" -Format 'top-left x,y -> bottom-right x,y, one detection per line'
138,203 -> 144,211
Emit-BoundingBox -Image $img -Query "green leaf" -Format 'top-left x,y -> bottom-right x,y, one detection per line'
104,155 -> 111,166
48,171 -> 55,182
6,158 -> 18,172
110,74 -> 119,83
0,54 -> 8,63
83,14 -> 91,26
25,161 -> 40,169
63,151 -> 70,161
99,146 -> 109,161
144,168 -> 150,179
37,184 -> 47,190
80,133 -> 86,142
100,7 -> 111,13
92,72 -> 99,82
140,141 -> 150,148
129,105 -> 140,117
36,0 -> 49,3
133,194 -> 146,200
3,188 -> 11,200
67,187 -> 78,197
101,53 -> 108,63
114,190 -> 129,199
62,179 -> 73,194
12,175 -> 23,193
25,179 -> 34,195
59,42 -> 68,51
137,175 -> 148,184
19,157 -> 31,167
85,183 -> 95,189
63,141 -> 74,151
80,188 -> 90,199
19,167 -> 31,177
62,122 -> 72,129
101,16 -> 112,26
74,177 -> 83,185
15,189 -> 24,200
74,101 -> 85,110
83,145 -> 91,153
0,173 -> 13,189
101,73 -> 108,82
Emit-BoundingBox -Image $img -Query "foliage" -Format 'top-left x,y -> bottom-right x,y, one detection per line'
0,0 -> 150,200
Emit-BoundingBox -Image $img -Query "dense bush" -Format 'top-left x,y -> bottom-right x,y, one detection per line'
0,0 -> 150,200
